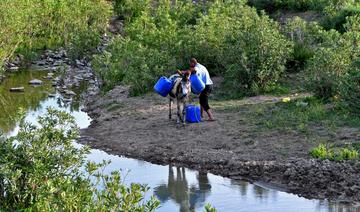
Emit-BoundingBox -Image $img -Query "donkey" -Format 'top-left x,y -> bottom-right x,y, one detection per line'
168,70 -> 191,124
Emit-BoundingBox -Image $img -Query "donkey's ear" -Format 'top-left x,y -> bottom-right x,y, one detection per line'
177,70 -> 183,76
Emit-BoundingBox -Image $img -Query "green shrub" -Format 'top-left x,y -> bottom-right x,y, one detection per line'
0,108 -> 160,210
337,148 -> 359,161
93,37 -> 175,95
99,0 -> 292,95
339,62 -> 360,114
283,17 -> 323,72
310,144 -> 329,159
310,144 -> 359,161
248,0 -> 331,12
306,29 -> 357,100
322,5 -> 360,32
113,0 -> 151,23
220,9 -> 293,94
0,0 -> 111,72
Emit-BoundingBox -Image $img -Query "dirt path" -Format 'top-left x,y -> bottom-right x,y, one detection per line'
81,85 -> 360,204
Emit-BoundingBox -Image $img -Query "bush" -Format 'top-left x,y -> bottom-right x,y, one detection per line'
113,0 -> 151,24
310,144 -> 359,161
248,0 -> 330,12
340,62 -> 360,114
0,0 -> 111,73
306,27 -> 358,100
98,0 -> 292,95
220,9 -> 293,94
0,108 -> 160,210
283,17 -> 324,72
93,38 -> 175,95
322,4 -> 360,32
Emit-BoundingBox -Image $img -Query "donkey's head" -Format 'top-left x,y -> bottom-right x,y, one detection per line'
176,70 -> 191,98
177,70 -> 191,82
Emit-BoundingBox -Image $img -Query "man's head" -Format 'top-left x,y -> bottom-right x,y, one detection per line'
189,58 -> 198,68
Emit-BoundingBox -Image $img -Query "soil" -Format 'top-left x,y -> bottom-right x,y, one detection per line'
80,80 -> 360,205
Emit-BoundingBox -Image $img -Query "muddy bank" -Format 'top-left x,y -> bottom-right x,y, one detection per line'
80,85 -> 360,204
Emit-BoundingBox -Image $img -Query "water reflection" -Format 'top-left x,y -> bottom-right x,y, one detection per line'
154,166 -> 211,212
0,70 -> 88,135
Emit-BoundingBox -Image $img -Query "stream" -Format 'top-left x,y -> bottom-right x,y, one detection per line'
0,70 -> 357,212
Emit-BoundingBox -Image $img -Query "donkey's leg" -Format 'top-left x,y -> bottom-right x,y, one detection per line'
176,99 -> 181,124
169,98 -> 172,120
182,101 -> 186,125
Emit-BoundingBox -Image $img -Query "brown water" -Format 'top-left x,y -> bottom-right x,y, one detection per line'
0,70 -> 358,212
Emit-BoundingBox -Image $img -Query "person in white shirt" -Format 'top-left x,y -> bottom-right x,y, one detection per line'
189,58 -> 215,121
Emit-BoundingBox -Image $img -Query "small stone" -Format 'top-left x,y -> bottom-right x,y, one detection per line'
64,90 -> 76,96
8,66 -> 19,71
10,87 -> 24,92
29,79 -> 43,85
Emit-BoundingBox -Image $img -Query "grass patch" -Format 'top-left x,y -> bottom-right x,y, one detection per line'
249,97 -> 360,133
310,144 -> 359,161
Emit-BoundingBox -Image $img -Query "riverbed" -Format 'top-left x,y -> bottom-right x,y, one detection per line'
0,70 -> 357,211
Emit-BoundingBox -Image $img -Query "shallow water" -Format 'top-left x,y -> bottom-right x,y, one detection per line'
0,70 -> 357,212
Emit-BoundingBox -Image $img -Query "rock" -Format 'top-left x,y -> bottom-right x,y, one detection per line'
37,60 -> 46,66
8,66 -> 19,72
64,90 -> 76,96
53,60 -> 63,66
76,59 -> 85,67
48,93 -> 56,98
10,87 -> 24,92
62,98 -> 72,103
29,79 -> 43,85
47,57 -> 54,63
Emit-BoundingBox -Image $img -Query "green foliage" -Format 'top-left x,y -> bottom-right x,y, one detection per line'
220,9 -> 292,95
321,3 -> 360,32
309,144 -> 329,159
339,61 -> 360,114
0,0 -> 111,73
93,37 -> 175,95
97,0 -> 291,95
310,144 -> 359,161
205,203 -> 217,212
113,0 -> 151,24
306,23 -> 359,100
0,108 -> 160,210
283,17 -> 322,72
248,0 -> 331,12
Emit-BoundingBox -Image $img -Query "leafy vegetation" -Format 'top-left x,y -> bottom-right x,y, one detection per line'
306,15 -> 360,102
310,144 -> 359,161
0,108 -> 160,210
95,0 -> 291,95
0,0 -> 111,74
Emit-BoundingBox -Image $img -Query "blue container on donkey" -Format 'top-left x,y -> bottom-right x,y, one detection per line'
186,105 -> 202,123
154,77 -> 173,97
190,74 -> 205,94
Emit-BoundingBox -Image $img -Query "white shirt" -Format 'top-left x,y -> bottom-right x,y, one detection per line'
195,63 -> 213,85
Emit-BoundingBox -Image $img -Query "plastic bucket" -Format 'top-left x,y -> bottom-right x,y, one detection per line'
190,74 -> 205,94
154,77 -> 173,97
186,105 -> 201,123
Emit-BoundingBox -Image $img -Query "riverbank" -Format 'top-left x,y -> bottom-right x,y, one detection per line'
80,83 -> 360,205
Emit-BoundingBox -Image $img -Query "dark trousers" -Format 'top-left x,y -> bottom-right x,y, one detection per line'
199,85 -> 213,111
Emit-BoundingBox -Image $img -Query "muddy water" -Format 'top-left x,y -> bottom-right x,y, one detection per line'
0,70 -> 357,212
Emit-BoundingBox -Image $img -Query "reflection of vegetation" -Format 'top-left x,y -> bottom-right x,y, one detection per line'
154,166 -> 211,212
0,71 -> 53,133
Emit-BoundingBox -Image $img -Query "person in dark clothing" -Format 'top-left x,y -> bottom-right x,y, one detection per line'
189,58 -> 215,121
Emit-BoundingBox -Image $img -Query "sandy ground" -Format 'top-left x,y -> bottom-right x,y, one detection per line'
81,84 -> 360,204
